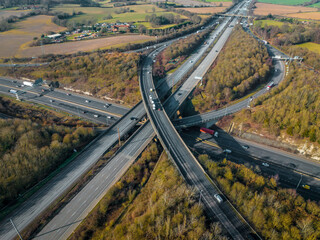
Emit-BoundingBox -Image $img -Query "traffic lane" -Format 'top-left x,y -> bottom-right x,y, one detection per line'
188,128 -> 320,180
182,134 -> 320,202
182,128 -> 320,189
0,84 -> 123,120
0,77 -> 129,116
174,59 -> 285,127
36,123 -> 155,240
0,103 -> 146,240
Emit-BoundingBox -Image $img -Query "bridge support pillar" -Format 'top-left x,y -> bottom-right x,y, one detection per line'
201,119 -> 218,128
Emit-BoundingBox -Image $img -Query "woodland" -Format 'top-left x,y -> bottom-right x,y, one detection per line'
234,64 -> 320,144
71,146 -> 228,240
153,28 -> 212,79
0,118 -> 95,208
8,52 -> 142,106
253,19 -> 320,70
191,26 -> 271,113
199,154 -> 320,239
0,96 -> 96,208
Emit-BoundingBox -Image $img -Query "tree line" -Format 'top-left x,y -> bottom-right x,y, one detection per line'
253,19 -> 320,71
191,26 -> 271,113
254,20 -> 320,46
71,147 -> 228,240
235,63 -> 320,144
10,52 -> 142,106
198,154 -> 320,240
0,118 -> 95,208
153,28 -> 212,79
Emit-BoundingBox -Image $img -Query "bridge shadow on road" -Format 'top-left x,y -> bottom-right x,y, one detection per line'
180,126 -> 320,202
34,219 -> 83,239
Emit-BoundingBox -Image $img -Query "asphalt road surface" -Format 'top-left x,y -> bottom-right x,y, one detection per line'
32,19 -> 233,239
35,122 -> 155,240
181,128 -> 320,202
0,102 -> 146,240
173,31 -> 287,128
0,77 -> 128,124
32,9 -> 242,240
140,3 -> 258,239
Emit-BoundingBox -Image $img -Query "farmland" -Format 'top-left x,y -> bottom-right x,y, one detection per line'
257,0 -> 313,5
253,3 -> 315,16
286,11 -> 320,20
178,5 -> 232,14
18,34 -> 155,57
0,9 -> 31,19
0,15 -> 66,58
254,19 -> 286,27
52,4 -> 186,27
294,42 -> 320,54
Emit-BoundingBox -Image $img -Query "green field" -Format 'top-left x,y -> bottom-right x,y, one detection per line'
254,19 -> 286,27
257,0 -> 311,5
294,42 -> 320,54
52,4 -> 186,27
311,2 -> 320,7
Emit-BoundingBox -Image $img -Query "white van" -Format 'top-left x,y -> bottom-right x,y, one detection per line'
223,149 -> 232,154
214,194 -> 223,203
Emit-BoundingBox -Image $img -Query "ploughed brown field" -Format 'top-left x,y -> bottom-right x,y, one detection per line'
254,3 -> 315,16
0,15 -> 66,58
19,34 -> 155,57
286,11 -> 320,20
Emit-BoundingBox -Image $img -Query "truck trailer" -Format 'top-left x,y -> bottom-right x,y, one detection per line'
23,81 -> 34,87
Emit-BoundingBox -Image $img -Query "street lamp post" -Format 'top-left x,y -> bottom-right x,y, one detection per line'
296,175 -> 302,190
199,190 -> 203,205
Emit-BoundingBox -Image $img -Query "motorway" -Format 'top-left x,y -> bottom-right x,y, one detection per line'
0,10 -> 231,240
0,102 -> 146,240
173,28 -> 288,128
181,128 -> 320,202
35,122 -> 155,240
32,14 -> 236,239
141,2 -> 259,239
0,77 -> 129,124
2,1 -> 306,239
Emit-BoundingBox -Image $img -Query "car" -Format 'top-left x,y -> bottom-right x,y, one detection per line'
16,85 -> 21,87
288,163 -> 297,168
150,88 -> 153,92
262,162 -> 269,167
149,95 -> 152,99
93,114 -> 99,118
130,117 -> 138,120
49,99 -> 54,102
107,115 -> 112,119
242,145 -> 249,149
81,110 -> 87,114
104,104 -> 110,108
223,149 -> 232,153
85,100 -> 90,103
215,50 -> 218,52
302,184 -> 310,190
214,194 -> 223,203
190,60 -> 193,63
178,93 -> 182,96
66,93 -> 71,96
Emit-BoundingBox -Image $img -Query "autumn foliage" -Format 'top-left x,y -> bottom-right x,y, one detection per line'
191,26 -> 271,113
